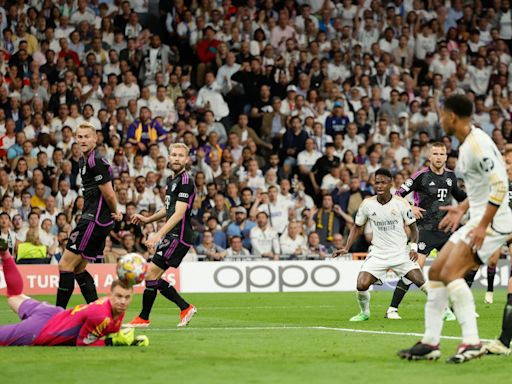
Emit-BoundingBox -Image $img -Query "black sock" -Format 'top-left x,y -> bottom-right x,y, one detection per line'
464,270 -> 477,288
139,280 -> 159,320
499,294 -> 512,347
390,279 -> 411,309
487,267 -> 497,293
158,279 -> 189,311
56,271 -> 75,309
75,271 -> 98,303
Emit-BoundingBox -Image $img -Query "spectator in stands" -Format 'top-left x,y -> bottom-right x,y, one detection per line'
196,230 -> 226,261
250,211 -> 280,260
225,236 -> 250,258
127,106 -> 167,154
314,194 -> 353,246
280,220 -> 307,260
16,228 -> 48,264
306,232 -> 328,260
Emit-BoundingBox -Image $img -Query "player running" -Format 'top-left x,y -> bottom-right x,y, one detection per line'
398,95 -> 512,363
56,122 -> 123,309
127,143 -> 197,328
333,168 -> 427,321
386,142 -> 466,320
0,242 -> 148,346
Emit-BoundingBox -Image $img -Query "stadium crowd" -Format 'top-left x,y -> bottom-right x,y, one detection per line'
0,0 -> 509,263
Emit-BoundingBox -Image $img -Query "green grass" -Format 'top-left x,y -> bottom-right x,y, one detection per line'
0,290 -> 509,384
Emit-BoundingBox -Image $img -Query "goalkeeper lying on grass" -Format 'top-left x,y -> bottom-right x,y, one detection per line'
0,240 -> 148,347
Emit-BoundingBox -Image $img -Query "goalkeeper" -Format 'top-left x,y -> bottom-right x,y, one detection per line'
0,240 -> 148,347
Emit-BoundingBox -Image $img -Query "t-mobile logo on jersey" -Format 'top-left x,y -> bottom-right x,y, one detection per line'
437,189 -> 448,201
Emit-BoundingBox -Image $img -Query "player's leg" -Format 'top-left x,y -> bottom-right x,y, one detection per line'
73,258 -> 98,304
56,249 -> 84,308
486,276 -> 512,355
387,253 -> 426,319
485,248 -> 501,304
436,240 -> 486,363
0,246 -> 31,314
127,257 -> 166,327
464,265 -> 479,288
398,241 -> 454,360
156,241 -> 196,327
486,241 -> 512,355
349,271 -> 377,322
72,223 -> 113,304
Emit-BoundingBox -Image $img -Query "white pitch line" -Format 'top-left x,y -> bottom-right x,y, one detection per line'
141,325 -> 493,342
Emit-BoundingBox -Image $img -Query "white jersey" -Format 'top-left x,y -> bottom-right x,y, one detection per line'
355,195 -> 415,259
457,127 -> 512,233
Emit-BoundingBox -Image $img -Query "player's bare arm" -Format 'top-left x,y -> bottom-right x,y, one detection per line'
145,201 -> 188,249
333,225 -> 363,257
438,198 -> 469,232
408,222 -> 419,262
98,182 -> 123,221
131,208 -> 167,225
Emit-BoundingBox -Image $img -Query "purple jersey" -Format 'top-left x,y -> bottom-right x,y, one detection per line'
396,167 -> 467,231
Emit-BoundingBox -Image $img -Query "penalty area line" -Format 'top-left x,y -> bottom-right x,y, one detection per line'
141,325 -> 493,342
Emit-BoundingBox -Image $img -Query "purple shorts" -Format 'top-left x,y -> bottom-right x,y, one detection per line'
0,299 -> 63,346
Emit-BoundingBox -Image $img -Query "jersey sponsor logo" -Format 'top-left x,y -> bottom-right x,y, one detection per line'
479,157 -> 495,172
418,242 -> 426,251
94,175 -> 103,182
171,184 -> 177,192
178,192 -> 189,199
70,244 -> 77,250
446,178 -> 452,187
429,181 -> 435,186
437,188 -> 448,201
406,210 -> 414,220
373,219 -> 399,231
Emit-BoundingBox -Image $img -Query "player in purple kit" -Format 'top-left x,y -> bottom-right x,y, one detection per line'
127,143 -> 197,328
0,242 -> 148,347
385,142 -> 467,320
55,122 -> 123,309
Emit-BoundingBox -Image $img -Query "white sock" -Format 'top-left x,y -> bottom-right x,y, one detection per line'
357,290 -> 370,315
447,278 -> 480,345
421,281 -> 448,346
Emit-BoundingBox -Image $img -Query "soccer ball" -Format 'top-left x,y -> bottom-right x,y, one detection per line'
116,253 -> 147,285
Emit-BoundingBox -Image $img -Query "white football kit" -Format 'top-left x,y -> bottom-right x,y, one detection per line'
449,128 -> 512,262
355,195 -> 418,283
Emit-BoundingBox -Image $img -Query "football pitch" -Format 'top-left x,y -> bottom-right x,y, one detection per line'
0,290 -> 509,384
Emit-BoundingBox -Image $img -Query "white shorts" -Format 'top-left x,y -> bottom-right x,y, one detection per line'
360,253 -> 420,284
449,221 -> 511,264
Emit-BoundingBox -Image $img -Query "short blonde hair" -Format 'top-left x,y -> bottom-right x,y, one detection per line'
76,122 -> 97,133
25,228 -> 42,246
169,142 -> 190,156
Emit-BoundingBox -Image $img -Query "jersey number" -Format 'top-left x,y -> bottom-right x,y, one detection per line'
437,189 -> 448,202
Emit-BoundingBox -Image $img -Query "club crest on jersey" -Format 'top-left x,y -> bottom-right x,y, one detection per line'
446,178 -> 452,187
479,157 -> 495,172
171,184 -> 177,192
405,179 -> 413,187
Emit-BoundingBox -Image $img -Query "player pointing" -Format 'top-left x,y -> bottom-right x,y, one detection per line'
127,143 -> 197,328
0,241 -> 148,347
386,142 -> 466,320
333,168 -> 427,321
398,94 -> 512,363
56,122 -> 123,309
